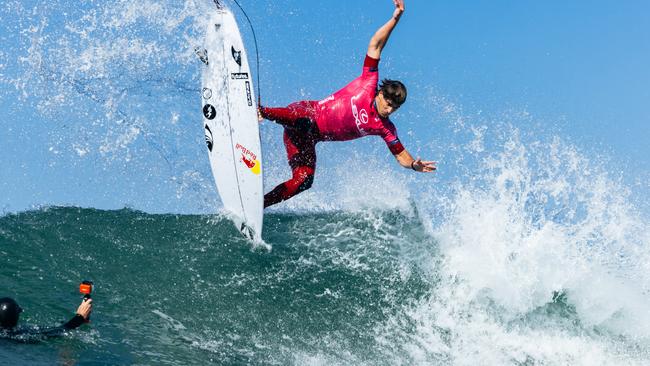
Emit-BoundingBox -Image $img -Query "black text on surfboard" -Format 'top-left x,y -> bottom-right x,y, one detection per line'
231,73 -> 249,80
245,81 -> 253,106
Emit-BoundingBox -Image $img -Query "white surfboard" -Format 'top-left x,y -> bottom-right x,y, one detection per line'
199,1 -> 263,242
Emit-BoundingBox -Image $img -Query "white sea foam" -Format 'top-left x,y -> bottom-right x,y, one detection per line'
371,123 -> 650,364
3,2 -> 649,363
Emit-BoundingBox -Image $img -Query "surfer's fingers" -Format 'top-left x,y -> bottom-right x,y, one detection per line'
415,158 -> 436,165
422,161 -> 437,171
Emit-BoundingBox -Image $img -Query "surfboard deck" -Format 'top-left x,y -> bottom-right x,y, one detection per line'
200,2 -> 263,242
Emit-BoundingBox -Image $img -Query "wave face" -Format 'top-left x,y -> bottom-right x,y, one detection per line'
0,207 -> 434,365
1,1 -> 650,365
1,203 -> 649,365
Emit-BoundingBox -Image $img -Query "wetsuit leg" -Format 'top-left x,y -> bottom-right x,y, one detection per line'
260,101 -> 318,128
264,128 -> 317,208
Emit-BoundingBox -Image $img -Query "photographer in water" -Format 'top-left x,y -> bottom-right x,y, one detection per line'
0,283 -> 94,341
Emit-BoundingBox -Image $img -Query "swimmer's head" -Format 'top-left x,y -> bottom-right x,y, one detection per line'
0,297 -> 23,329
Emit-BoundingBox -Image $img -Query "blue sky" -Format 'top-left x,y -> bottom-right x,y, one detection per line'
1,0 -> 648,214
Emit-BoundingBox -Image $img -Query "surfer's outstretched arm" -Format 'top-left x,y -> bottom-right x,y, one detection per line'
394,149 -> 437,173
367,0 -> 405,59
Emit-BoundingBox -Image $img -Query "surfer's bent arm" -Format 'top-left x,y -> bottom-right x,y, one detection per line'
394,149 -> 437,173
367,0 -> 405,59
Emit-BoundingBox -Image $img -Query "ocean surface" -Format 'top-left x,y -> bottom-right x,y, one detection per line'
1,204 -> 649,365
2,0 -> 650,365
0,207 -> 432,365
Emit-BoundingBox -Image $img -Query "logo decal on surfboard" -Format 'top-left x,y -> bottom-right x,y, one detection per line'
196,48 -> 209,65
202,88 -> 212,100
245,81 -> 253,106
241,155 -> 261,175
203,104 -> 216,120
231,72 -> 249,80
235,143 -> 261,175
204,125 -> 214,151
231,46 -> 242,66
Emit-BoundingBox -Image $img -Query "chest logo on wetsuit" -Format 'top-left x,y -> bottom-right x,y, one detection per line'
351,96 -> 369,135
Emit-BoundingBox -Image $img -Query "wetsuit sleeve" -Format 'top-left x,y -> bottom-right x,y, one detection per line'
1,314 -> 86,341
62,314 -> 86,330
36,315 -> 85,338
0,314 -> 87,342
362,55 -> 380,80
382,121 -> 405,155
360,55 -> 381,99
363,54 -> 380,71
36,315 -> 86,337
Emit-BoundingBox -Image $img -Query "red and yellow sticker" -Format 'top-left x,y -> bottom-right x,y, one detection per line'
236,143 -> 261,175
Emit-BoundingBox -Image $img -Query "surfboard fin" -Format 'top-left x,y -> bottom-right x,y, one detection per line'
240,223 -> 255,241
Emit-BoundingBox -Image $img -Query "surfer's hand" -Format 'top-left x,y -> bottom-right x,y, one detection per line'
393,0 -> 405,19
257,106 -> 263,122
76,298 -> 93,320
412,158 -> 436,173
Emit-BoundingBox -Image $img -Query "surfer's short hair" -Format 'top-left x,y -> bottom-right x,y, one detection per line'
378,79 -> 407,106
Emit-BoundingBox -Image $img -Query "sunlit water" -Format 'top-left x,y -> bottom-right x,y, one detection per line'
1,1 -> 649,365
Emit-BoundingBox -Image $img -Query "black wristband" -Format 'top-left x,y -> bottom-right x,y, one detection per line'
411,161 -> 417,171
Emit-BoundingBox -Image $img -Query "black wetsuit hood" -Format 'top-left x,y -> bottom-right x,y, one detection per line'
0,297 -> 23,329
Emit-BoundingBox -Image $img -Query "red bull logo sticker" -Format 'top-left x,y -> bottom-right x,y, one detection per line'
235,143 -> 260,175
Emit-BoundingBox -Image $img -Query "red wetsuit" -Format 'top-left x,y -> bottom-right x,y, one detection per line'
261,55 -> 405,208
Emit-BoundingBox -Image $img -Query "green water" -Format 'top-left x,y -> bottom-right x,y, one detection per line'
1,207 -> 434,365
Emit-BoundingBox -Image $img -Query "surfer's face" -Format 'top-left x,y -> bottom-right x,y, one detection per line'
376,92 -> 400,118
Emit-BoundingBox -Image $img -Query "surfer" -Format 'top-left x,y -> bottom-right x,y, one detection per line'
0,296 -> 93,342
259,0 -> 436,208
